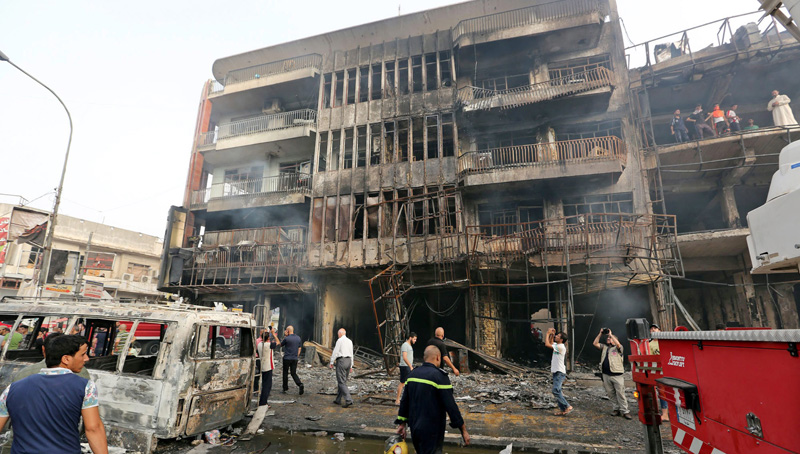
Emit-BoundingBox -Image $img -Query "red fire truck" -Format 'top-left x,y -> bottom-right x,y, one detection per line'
626,318 -> 800,454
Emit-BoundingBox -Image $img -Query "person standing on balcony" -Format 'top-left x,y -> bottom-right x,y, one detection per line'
709,104 -> 729,135
670,109 -> 689,143
768,90 -> 798,126
545,328 -> 573,416
726,104 -> 741,132
686,105 -> 715,139
280,325 -> 304,395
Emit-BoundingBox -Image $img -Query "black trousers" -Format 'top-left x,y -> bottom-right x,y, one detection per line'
282,359 -> 302,390
259,370 -> 273,406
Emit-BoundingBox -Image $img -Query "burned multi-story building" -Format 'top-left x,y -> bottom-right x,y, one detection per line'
159,0 -> 800,368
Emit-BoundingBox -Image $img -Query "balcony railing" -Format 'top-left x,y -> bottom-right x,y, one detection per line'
209,54 -> 323,95
189,173 -> 310,209
458,135 -> 625,174
458,66 -> 613,111
220,109 -> 316,141
452,0 -> 604,43
197,131 -> 217,148
183,226 -> 307,288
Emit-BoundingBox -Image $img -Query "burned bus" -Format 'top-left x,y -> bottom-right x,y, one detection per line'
0,297 -> 256,453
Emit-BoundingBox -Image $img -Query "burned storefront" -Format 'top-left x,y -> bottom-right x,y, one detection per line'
159,0 -> 800,371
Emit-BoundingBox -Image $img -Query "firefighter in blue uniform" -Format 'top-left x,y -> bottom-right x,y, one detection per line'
395,345 -> 470,454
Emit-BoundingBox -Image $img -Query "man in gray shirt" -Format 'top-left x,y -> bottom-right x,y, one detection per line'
395,332 -> 417,405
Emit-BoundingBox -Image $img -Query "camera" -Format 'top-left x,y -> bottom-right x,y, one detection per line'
601,328 -> 610,335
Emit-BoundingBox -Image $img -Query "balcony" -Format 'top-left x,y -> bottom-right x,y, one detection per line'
452,0 -> 605,50
458,66 -> 613,112
178,226 -> 307,292
189,173 -> 310,212
458,136 -> 626,186
208,54 -> 322,97
198,109 -> 317,166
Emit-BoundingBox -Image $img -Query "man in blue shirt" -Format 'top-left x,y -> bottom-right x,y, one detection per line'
0,334 -> 108,454
396,345 -> 469,454
279,325 -> 304,395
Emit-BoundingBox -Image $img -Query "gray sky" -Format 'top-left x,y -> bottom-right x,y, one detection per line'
0,0 -> 760,237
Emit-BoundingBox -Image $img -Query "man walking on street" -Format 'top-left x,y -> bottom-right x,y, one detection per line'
0,334 -> 108,454
545,328 -> 572,416
329,328 -> 354,408
280,325 -> 304,395
593,328 -> 631,419
396,345 -> 470,454
427,327 -> 459,376
395,332 -> 417,405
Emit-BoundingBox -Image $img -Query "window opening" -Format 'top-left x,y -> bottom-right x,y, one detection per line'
397,120 -> 409,162
384,61 -> 395,98
411,56 -> 423,93
343,129 -> 354,169
353,194 -> 365,240
366,193 -> 380,239
311,198 -> 323,243
330,130 -> 341,171
323,73 -> 332,108
194,325 -> 251,360
346,69 -> 356,105
325,197 -> 337,241
425,53 -> 437,91
563,193 -> 634,224
334,71 -> 344,107
383,122 -> 395,164
369,124 -> 381,165
359,66 -> 370,103
439,51 -> 452,87
371,63 -> 383,100
339,195 -> 352,241
426,115 -> 439,159
398,59 -> 409,95
442,114 -> 455,157
317,132 -> 328,172
412,118 -> 424,161
357,126 -> 367,168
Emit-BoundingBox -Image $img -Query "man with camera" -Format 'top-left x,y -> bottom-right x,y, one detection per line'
592,328 -> 631,419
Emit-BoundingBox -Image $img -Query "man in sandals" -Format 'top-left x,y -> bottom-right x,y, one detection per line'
545,328 -> 573,416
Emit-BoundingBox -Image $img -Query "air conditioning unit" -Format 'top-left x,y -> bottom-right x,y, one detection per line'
122,273 -> 133,281
262,98 -> 283,114
141,276 -> 150,284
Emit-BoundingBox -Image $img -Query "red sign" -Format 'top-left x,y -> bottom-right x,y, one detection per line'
0,218 -> 9,265
85,252 -> 115,270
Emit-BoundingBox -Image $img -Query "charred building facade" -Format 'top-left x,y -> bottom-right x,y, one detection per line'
159,0 -> 800,367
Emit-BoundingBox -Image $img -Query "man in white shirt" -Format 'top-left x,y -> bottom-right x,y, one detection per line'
545,327 -> 572,416
768,90 -> 798,126
329,328 -> 354,408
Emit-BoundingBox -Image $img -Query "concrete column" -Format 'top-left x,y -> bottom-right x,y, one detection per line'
720,186 -> 741,228
733,272 -> 759,327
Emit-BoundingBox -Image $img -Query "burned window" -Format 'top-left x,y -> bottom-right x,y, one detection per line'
383,61 -> 394,98
194,325 -> 251,360
317,132 -> 328,172
412,118 -> 424,161
442,113 -> 455,157
411,56 -> 423,93
548,55 -> 611,81
371,63 -> 382,100
397,120 -> 409,162
425,53 -> 437,91
322,73 -> 332,108
346,69 -> 356,105
311,198 -> 324,243
330,130 -> 341,171
343,129 -> 354,169
439,51 -> 452,87
479,72 -> 529,91
426,115 -> 439,159
398,59 -> 409,95
478,201 -> 544,236
356,126 -> 367,168
334,71 -> 344,107
353,194 -> 365,240
370,124 -> 381,165
366,193 -> 380,239
325,197 -> 337,242
338,195 -> 352,241
82,319 -> 167,377
563,193 -> 634,224
27,246 -> 42,268
383,122 -> 395,164
359,66 -> 370,103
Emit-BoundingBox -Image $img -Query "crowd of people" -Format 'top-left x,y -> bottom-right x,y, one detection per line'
668,89 -> 797,144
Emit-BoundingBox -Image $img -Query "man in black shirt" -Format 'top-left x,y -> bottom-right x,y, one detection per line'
279,325 -> 304,395
685,104 -> 715,139
427,327 -> 459,376
592,328 -> 630,419
396,345 -> 469,453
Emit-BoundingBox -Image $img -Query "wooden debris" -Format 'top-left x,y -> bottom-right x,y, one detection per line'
303,341 -> 373,369
443,339 -> 530,376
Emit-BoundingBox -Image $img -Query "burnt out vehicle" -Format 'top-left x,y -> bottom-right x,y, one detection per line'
0,297 -> 256,453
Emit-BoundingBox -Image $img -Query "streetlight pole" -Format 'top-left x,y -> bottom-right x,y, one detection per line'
0,50 -> 74,297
